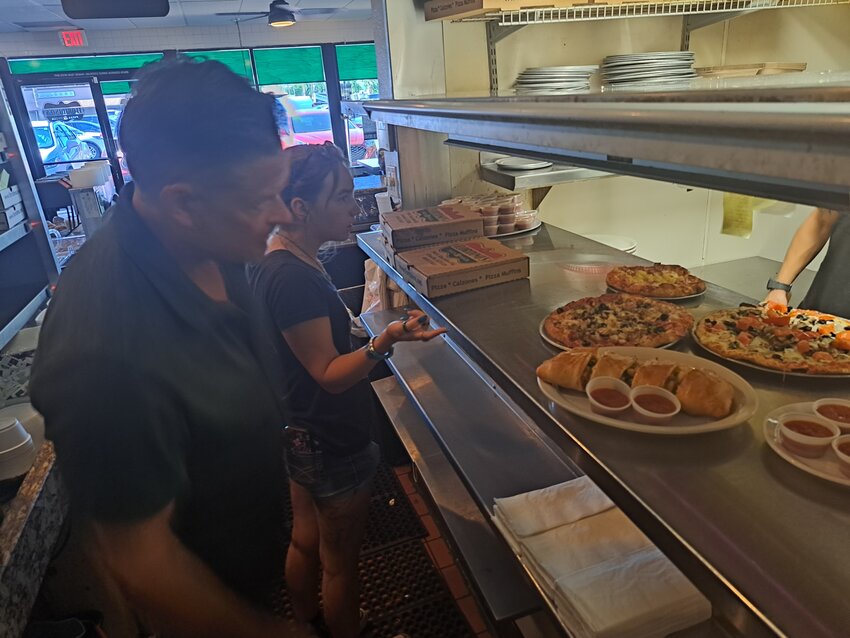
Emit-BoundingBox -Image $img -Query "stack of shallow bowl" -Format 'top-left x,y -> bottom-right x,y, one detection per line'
601,52 -> 696,90
514,65 -> 597,95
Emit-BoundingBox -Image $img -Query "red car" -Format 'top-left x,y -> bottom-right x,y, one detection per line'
283,108 -> 365,148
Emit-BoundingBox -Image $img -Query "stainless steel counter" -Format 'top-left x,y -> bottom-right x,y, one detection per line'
358,225 -> 850,638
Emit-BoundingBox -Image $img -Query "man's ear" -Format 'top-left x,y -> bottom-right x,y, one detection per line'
159,183 -> 196,229
289,197 -> 310,223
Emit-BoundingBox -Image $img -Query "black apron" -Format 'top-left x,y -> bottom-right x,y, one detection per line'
801,211 -> 850,318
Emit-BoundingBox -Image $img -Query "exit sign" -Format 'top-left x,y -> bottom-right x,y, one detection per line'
59,30 -> 88,48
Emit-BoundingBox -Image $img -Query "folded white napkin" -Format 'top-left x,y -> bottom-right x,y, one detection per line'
519,508 -> 654,590
554,546 -> 712,638
493,476 -> 615,539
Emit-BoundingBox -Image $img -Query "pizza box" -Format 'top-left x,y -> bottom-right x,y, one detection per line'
0,203 -> 26,232
0,185 -> 21,211
424,0 -> 641,21
381,206 -> 483,251
394,238 -> 529,298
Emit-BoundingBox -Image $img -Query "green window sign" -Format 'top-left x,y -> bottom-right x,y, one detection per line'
100,81 -> 134,96
9,53 -> 163,75
182,49 -> 254,82
336,44 -> 377,81
253,46 -> 325,85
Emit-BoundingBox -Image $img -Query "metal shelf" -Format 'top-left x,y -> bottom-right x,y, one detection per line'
366,92 -> 850,210
0,287 -> 47,353
0,221 -> 28,255
478,161 -> 611,190
464,0 -> 847,24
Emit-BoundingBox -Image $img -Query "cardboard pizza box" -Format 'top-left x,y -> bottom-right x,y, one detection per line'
381,206 -> 483,251
0,203 -> 26,231
394,238 -> 529,298
0,185 -> 21,211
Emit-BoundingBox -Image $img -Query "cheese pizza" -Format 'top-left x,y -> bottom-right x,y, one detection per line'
606,264 -> 706,299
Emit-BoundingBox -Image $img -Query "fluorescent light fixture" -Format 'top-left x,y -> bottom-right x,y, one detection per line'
268,1 -> 296,27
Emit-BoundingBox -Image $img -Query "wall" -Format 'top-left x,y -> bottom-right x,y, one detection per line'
0,20 -> 374,58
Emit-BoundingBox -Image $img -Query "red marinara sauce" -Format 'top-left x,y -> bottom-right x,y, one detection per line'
816,404 -> 850,424
590,388 -> 630,409
633,393 -> 676,415
785,420 -> 833,438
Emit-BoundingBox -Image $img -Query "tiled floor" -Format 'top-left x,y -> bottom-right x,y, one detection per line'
392,464 -> 495,638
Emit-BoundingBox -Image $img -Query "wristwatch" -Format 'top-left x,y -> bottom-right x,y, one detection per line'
366,336 -> 394,361
766,277 -> 792,293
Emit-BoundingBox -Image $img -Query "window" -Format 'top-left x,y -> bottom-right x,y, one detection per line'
182,49 -> 254,83
335,44 -> 379,163
33,125 -> 54,149
9,53 -> 163,75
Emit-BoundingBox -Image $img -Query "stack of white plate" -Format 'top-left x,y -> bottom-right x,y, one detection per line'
514,65 -> 597,95
601,52 -> 697,89
0,417 -> 36,483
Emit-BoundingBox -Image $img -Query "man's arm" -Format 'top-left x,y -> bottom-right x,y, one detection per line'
766,208 -> 840,306
94,503 -> 308,638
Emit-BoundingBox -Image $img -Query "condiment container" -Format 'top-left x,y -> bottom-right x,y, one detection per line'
630,386 -> 681,425
813,398 -> 850,434
586,377 -> 632,417
832,435 -> 850,478
778,412 -> 839,458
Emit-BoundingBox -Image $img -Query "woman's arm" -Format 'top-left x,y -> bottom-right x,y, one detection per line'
765,208 -> 840,306
283,310 -> 445,394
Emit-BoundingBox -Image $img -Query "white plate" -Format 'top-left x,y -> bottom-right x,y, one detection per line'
495,157 -> 553,171
490,219 -> 543,238
524,65 -> 599,72
538,317 -> 684,352
691,329 -> 850,379
537,346 -> 758,434
764,402 -> 850,487
584,233 -> 637,252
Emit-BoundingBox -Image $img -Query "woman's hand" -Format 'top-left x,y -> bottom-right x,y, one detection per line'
385,309 -> 447,343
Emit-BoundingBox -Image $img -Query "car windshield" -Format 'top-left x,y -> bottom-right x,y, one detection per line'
68,121 -> 100,133
291,112 -> 330,134
33,126 -> 53,149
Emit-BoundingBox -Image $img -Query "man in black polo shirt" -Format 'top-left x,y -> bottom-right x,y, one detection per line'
30,59 -> 306,637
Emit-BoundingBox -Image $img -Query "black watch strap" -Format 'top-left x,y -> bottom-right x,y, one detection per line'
766,277 -> 792,293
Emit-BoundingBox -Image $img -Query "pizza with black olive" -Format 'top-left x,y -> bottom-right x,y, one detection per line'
543,293 -> 694,349
694,305 -> 850,374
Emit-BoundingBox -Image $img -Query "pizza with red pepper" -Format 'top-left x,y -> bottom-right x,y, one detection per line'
694,304 -> 850,374
543,293 -> 694,349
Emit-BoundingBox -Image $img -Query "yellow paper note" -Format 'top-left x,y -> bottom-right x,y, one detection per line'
722,193 -> 754,238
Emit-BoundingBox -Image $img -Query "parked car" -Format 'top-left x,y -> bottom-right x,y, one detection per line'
284,108 -> 365,149
31,120 -> 98,167
66,120 -> 106,159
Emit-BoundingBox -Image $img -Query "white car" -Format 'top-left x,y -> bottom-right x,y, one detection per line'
31,119 -> 98,166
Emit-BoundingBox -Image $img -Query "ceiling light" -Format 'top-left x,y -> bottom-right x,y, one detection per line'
268,1 -> 296,27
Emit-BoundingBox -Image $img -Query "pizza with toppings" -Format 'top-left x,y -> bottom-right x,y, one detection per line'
542,293 -> 694,349
606,264 -> 706,298
694,304 -> 850,375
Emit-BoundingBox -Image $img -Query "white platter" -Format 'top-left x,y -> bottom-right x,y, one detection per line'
538,317 -> 684,352
764,402 -> 850,487
495,157 -> 553,171
537,346 -> 758,434
490,219 -> 543,238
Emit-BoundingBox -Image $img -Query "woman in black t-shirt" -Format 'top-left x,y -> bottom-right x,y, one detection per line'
252,142 -> 444,638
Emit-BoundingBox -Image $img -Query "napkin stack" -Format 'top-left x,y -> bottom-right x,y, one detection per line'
493,477 -> 711,638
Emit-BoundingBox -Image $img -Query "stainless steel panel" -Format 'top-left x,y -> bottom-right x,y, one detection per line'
358,226 -> 850,638
477,162 -> 611,191
371,375 -> 543,622
365,94 -> 850,210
